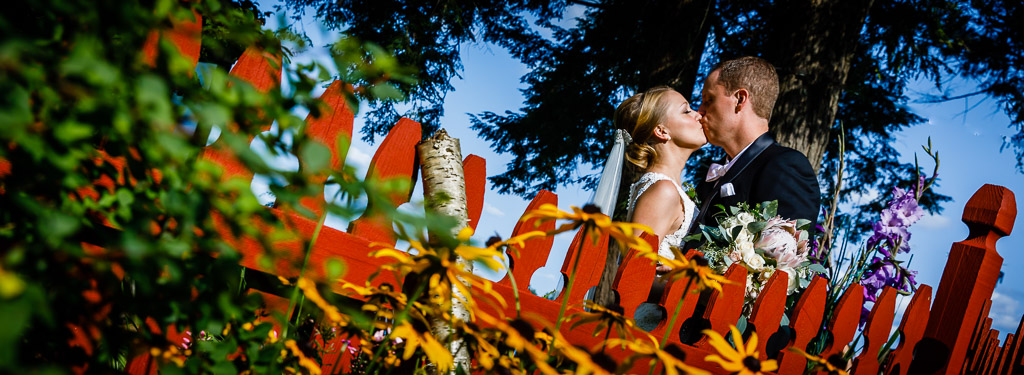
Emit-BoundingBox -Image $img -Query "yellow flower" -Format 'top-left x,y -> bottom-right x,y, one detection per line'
149,345 -> 189,367
605,333 -> 710,375
453,227 -> 506,272
547,330 -> 614,375
655,248 -> 730,293
487,230 -> 548,257
521,204 -> 653,254
787,347 -> 850,375
292,278 -> 349,326
703,325 -> 777,375
568,301 -> 637,343
0,265 -> 26,298
369,238 -> 507,316
282,339 -> 322,375
474,310 -> 559,375
390,321 -> 453,372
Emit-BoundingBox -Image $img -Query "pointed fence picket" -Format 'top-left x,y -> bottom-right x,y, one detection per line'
53,13 -> 1024,374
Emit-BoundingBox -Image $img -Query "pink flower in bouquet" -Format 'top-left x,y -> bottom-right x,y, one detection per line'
756,217 -> 808,265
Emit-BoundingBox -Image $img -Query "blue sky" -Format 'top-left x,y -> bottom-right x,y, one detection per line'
259,3 -> 1024,341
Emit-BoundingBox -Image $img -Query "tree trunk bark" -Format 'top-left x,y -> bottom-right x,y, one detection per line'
765,0 -> 875,173
417,129 -> 470,373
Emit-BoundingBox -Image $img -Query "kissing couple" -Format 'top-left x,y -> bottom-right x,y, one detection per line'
607,56 -> 821,271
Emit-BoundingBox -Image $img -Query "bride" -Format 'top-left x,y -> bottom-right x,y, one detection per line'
615,86 -> 705,267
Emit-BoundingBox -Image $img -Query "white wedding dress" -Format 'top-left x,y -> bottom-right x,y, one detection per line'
627,172 -> 698,331
627,172 -> 698,260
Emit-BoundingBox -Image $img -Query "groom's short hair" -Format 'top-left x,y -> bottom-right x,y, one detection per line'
711,57 -> 779,121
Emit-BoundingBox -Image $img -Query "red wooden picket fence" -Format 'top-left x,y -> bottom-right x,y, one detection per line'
104,13 -> 1024,374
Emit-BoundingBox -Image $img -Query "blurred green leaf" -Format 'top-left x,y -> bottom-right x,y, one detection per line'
299,140 -> 331,173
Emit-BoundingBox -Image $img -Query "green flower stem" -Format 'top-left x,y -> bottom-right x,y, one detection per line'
554,226 -> 589,334
660,276 -> 695,348
283,211 -> 329,338
502,256 -> 522,317
600,324 -> 613,355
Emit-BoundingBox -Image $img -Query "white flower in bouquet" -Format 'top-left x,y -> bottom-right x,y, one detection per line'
739,241 -> 766,270
744,266 -> 777,307
723,212 -> 757,244
777,267 -> 801,294
698,201 -> 823,310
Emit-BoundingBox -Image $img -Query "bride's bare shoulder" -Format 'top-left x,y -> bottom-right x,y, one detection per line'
634,180 -> 683,209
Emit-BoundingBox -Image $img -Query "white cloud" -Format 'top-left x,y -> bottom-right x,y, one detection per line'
347,146 -> 371,170
917,213 -> 953,229
989,291 -> 1023,332
483,203 -> 505,217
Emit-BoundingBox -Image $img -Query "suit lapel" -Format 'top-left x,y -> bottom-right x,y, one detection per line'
718,132 -> 775,186
690,132 -> 776,232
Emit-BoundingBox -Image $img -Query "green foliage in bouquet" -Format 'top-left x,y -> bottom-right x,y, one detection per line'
689,201 -> 823,314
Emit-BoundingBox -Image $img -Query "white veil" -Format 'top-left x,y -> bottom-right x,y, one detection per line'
589,129 -> 632,214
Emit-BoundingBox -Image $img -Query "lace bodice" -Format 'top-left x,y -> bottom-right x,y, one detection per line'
627,172 -> 698,260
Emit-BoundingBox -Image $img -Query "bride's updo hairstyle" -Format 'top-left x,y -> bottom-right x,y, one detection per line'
615,86 -> 675,170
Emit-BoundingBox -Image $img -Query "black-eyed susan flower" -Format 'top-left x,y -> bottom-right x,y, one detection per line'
787,347 -> 850,375
282,339 -> 322,375
657,249 -> 730,294
521,203 -> 654,254
568,301 -> 637,344
483,230 -> 550,315
522,204 -> 653,331
390,320 -> 453,372
547,330 -> 614,375
703,325 -> 778,375
487,230 -> 549,258
474,310 -> 559,375
149,345 -> 191,367
605,333 -> 710,375
288,277 -> 350,327
450,320 -> 502,371
368,231 -> 507,316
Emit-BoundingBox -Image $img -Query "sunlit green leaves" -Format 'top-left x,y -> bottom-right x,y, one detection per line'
0,0 -> 424,372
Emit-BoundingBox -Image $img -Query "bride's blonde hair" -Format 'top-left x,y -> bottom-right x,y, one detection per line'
615,86 -> 676,170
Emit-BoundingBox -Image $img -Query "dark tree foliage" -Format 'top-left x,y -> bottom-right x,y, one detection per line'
288,0 -> 1022,231
199,0 -> 272,68
284,0 -> 567,143
473,0 -> 713,196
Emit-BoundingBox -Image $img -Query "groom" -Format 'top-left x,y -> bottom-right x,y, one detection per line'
690,56 -> 820,232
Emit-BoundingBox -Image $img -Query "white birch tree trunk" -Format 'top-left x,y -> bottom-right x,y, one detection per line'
417,129 -> 471,374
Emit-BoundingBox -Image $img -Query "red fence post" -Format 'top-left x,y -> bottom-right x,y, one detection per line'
776,276 -> 827,374
610,233 -> 658,319
462,155 -> 486,232
347,118 -> 421,246
695,263 -> 747,352
913,184 -> 1016,374
885,284 -> 932,375
497,190 -> 557,293
853,286 -> 897,374
820,283 -> 864,360
299,80 -> 355,217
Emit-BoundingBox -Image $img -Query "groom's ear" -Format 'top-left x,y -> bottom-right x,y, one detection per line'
734,89 -> 751,113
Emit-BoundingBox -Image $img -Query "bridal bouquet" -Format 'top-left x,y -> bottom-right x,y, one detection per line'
691,201 -> 823,312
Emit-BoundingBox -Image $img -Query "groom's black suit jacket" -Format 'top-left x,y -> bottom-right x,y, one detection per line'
691,132 -> 820,232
